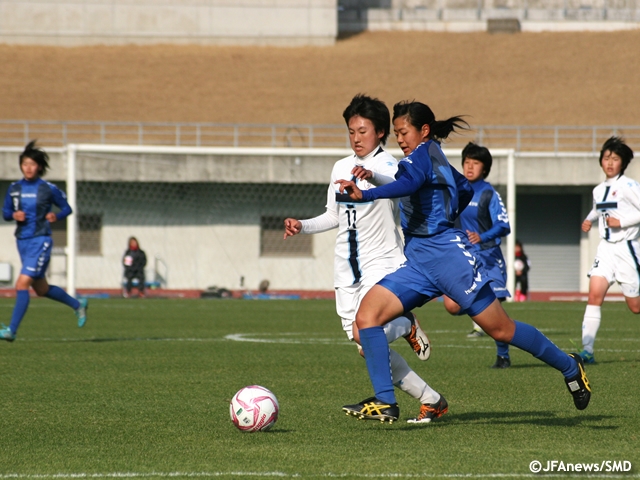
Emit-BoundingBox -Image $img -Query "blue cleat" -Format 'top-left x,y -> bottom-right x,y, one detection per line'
75,298 -> 88,328
0,324 -> 16,342
579,349 -> 595,364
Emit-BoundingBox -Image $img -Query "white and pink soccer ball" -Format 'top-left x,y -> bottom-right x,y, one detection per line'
230,385 -> 279,432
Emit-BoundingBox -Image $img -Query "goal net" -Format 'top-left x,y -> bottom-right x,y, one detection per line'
0,144 -> 515,298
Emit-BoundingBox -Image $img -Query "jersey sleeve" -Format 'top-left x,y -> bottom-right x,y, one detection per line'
361,156 -> 428,202
479,190 -> 511,242
369,156 -> 398,186
453,167 -> 473,214
2,188 -> 15,221
50,183 -> 72,220
300,183 -> 339,234
618,181 -> 640,228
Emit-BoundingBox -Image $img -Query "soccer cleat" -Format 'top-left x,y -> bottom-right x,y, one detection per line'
404,312 -> 431,361
75,298 -> 88,328
407,395 -> 449,424
0,324 -> 16,342
579,349 -> 595,364
565,353 -> 591,410
491,355 -> 511,369
342,397 -> 399,423
467,328 -> 485,338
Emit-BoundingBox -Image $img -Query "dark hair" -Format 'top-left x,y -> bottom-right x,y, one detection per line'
392,101 -> 468,143
599,136 -> 634,174
19,140 -> 49,176
461,142 -> 493,178
515,239 -> 525,254
342,94 -> 390,145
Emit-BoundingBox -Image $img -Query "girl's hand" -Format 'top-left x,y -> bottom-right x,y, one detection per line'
351,166 -> 373,181
581,220 -> 592,232
334,179 -> 363,201
606,217 -> 621,228
283,218 -> 302,239
13,211 -> 25,222
466,230 -> 481,244
46,212 -> 58,223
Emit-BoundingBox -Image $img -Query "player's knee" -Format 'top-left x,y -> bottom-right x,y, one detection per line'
628,303 -> 640,314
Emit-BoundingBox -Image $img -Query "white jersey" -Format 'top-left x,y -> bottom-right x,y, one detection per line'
300,146 -> 405,288
586,174 -> 640,243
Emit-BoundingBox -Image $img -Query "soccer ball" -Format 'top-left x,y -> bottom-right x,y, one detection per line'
230,385 -> 279,432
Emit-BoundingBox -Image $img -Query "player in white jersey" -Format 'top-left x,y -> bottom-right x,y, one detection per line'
580,137 -> 640,364
284,94 -> 446,424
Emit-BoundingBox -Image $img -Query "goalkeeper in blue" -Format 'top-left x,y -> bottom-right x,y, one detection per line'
442,142 -> 513,369
336,101 -> 591,422
0,141 -> 88,343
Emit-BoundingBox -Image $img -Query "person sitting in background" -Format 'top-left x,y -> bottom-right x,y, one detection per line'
123,236 -> 147,298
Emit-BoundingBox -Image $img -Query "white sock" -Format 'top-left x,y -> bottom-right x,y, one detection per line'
471,321 -> 482,331
390,349 -> 439,405
384,316 -> 412,343
582,304 -> 601,354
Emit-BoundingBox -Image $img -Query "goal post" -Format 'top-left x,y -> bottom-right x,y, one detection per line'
62,144 -> 516,299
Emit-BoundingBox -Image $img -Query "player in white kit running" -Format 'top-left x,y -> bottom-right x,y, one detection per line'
284,94 -> 446,423
580,137 -> 639,364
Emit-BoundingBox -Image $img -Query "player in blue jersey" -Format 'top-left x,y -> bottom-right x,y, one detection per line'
442,142 -> 513,369
336,101 -> 591,422
0,141 -> 88,342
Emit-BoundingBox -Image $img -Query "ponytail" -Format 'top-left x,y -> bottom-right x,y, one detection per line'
393,101 -> 468,143
430,116 -> 469,142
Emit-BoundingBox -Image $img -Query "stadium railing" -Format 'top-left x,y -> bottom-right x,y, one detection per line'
0,119 -> 638,153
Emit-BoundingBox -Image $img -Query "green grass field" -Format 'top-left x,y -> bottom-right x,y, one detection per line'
0,298 -> 638,479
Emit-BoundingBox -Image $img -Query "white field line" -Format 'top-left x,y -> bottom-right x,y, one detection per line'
0,473 -> 638,479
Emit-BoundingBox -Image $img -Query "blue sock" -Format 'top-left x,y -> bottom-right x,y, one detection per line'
496,341 -> 510,358
45,285 -> 80,310
359,326 -> 396,404
509,320 -> 577,378
9,290 -> 30,334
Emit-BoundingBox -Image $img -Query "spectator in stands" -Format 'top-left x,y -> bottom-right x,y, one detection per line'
514,239 -> 530,302
123,236 -> 147,298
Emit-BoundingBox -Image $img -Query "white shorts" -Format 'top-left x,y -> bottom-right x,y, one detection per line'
336,264 -> 402,341
589,239 -> 640,298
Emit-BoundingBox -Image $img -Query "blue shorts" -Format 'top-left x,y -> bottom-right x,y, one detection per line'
378,229 -> 496,316
17,236 -> 52,279
475,246 -> 510,300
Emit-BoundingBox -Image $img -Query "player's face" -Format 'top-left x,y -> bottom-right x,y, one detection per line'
20,157 -> 40,181
600,150 -> 623,179
393,116 -> 430,156
347,115 -> 383,158
463,157 -> 484,182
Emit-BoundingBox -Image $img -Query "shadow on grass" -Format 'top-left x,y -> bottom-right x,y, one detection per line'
397,411 -> 616,429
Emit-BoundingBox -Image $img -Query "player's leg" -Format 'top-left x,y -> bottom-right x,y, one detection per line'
0,274 -> 34,341
345,285 -> 406,421
580,276 -> 608,363
388,349 -> 448,423
444,295 -> 486,337
470,291 -> 591,410
2,238 -> 41,341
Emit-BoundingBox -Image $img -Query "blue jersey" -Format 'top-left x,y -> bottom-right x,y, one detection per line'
361,140 -> 473,237
457,179 -> 510,250
2,178 -> 72,239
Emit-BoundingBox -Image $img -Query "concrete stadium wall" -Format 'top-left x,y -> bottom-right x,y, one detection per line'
0,0 -> 338,46
0,148 -> 627,292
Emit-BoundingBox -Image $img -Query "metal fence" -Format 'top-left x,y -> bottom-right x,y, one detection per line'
1,119 -> 638,153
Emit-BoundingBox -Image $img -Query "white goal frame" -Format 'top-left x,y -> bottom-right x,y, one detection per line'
63,144 -> 516,298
